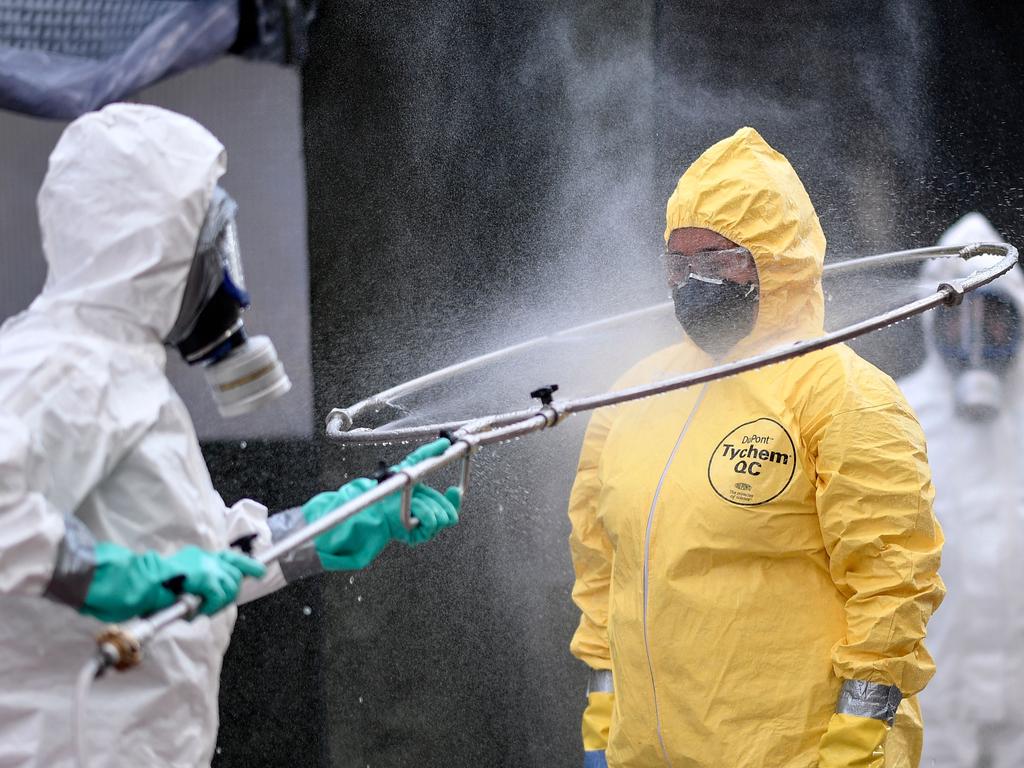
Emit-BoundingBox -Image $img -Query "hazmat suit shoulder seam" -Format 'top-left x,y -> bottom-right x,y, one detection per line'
796,346 -> 916,450
828,400 -> 911,420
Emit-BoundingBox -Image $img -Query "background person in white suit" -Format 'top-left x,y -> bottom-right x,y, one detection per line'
901,212 -> 1024,768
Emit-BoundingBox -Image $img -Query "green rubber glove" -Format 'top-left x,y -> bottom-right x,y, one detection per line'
303,438 -> 461,570
818,713 -> 889,768
391,438 -> 454,471
81,542 -> 267,623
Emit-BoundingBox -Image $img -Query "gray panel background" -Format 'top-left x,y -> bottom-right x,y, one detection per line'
0,57 -> 312,440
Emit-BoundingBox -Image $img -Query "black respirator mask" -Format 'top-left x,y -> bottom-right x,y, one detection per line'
933,290 -> 1020,422
164,186 -> 291,417
672,273 -> 759,357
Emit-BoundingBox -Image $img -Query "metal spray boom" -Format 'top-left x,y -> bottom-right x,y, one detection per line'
71,242 -> 1017,768
86,243 -> 1018,674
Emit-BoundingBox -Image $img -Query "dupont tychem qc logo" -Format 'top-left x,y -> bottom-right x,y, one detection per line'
707,417 -> 796,506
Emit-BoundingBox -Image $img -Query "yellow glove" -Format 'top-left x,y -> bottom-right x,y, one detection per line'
582,690 -> 613,763
818,713 -> 889,768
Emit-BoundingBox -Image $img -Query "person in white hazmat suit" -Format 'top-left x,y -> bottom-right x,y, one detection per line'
0,103 -> 460,768
900,212 -> 1024,768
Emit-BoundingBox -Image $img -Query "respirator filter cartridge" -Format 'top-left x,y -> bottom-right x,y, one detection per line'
203,335 -> 291,418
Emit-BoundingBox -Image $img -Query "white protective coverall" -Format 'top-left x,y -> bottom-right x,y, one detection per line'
0,104 -> 287,768
900,213 -> 1024,767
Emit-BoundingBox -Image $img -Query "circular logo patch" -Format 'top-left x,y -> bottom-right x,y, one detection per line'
707,418 -> 796,506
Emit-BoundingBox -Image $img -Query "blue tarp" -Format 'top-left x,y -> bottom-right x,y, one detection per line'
0,0 -> 316,119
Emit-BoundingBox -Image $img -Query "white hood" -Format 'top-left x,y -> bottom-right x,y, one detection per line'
938,210 -> 1004,248
31,103 -> 226,340
919,212 -> 1024,358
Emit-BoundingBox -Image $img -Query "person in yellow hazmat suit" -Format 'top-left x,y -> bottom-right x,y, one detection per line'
568,127 -> 944,768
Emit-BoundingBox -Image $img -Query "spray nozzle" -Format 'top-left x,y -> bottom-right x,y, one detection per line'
529,384 -> 559,406
230,533 -> 259,556
371,461 -> 395,483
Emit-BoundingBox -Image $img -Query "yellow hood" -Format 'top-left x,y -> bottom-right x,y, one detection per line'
664,127 -> 827,352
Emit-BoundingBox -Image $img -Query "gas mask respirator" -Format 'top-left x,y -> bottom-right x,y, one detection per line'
933,290 -> 1020,422
165,187 -> 291,418
672,273 -> 759,357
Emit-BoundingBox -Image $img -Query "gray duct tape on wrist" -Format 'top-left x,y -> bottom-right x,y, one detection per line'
586,669 -> 614,696
43,514 -> 97,609
836,679 -> 902,726
267,507 -> 323,582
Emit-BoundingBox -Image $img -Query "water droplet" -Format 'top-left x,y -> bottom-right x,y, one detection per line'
357,595 -> 363,602
358,696 -> 364,704
239,441 -> 247,449
216,747 -> 223,755
348,575 -> 355,585
302,605 -> 312,616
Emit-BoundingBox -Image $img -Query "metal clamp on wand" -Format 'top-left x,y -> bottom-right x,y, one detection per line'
400,483 -> 414,531
440,428 -> 476,496
938,279 -> 967,306
370,461 -> 418,532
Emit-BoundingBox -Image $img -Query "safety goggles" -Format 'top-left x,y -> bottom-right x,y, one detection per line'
934,292 -> 1021,372
660,246 -> 757,291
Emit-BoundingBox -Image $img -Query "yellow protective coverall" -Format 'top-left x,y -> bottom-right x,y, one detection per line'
569,127 -> 944,768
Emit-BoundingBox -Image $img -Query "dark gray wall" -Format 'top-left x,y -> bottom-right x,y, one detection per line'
302,4 -> 659,764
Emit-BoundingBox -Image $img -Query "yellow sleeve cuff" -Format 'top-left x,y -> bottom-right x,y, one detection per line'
582,691 -> 614,752
818,712 -> 889,768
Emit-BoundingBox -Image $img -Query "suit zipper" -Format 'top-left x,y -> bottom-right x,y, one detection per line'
642,383 -> 708,767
